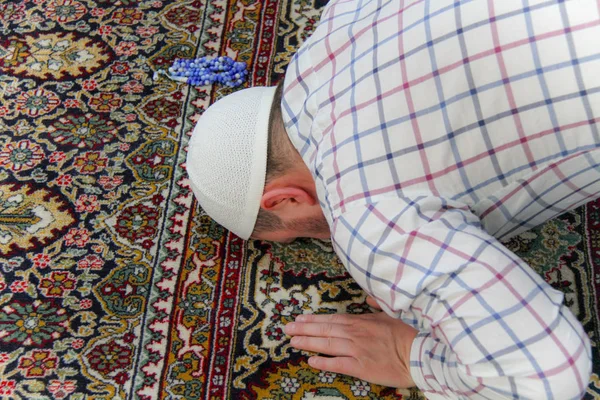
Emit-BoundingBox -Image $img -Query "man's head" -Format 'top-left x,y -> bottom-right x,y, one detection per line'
251,81 -> 330,242
186,81 -> 330,242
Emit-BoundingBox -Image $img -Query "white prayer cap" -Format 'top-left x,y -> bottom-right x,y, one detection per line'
186,86 -> 277,239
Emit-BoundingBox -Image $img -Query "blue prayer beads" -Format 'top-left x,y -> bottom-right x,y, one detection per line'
167,56 -> 248,88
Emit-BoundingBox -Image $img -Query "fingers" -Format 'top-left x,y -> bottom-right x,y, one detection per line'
294,313 -> 355,325
285,322 -> 351,339
290,335 -> 354,356
285,317 -> 360,357
308,356 -> 364,380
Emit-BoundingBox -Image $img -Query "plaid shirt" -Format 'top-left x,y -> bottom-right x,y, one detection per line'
282,0 -> 597,398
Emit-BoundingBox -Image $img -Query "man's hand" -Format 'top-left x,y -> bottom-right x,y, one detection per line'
284,297 -> 418,388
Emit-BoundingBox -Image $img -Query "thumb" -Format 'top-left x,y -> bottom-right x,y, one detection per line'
366,296 -> 382,311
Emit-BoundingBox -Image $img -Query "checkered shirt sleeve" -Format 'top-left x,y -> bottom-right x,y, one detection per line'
281,0 -> 598,398
332,196 -> 591,399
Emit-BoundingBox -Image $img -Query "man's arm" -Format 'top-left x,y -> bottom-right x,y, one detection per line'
308,196 -> 591,398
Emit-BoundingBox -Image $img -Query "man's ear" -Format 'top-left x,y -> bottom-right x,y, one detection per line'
260,187 -> 316,211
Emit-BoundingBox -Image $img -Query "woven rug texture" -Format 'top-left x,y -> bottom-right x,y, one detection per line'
0,0 -> 598,399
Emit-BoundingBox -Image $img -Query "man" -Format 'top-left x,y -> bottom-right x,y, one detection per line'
187,0 -> 597,398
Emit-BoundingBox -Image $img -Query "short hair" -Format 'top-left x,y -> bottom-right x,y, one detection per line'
252,79 -> 293,234
265,79 -> 294,181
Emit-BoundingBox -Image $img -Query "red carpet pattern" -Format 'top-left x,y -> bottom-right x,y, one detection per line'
0,0 -> 597,399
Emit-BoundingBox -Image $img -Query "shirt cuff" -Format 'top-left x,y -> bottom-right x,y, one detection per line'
409,331 -> 453,399
410,332 -> 433,392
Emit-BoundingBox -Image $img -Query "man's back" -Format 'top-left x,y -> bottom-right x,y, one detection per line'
283,0 -> 600,240
281,0 -> 597,398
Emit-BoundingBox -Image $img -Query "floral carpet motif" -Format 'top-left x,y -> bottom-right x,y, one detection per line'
0,0 -> 597,399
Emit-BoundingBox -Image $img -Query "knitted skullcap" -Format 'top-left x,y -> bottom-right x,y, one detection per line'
186,86 -> 277,239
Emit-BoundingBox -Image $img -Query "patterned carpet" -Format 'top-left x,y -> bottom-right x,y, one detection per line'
0,0 -> 597,399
